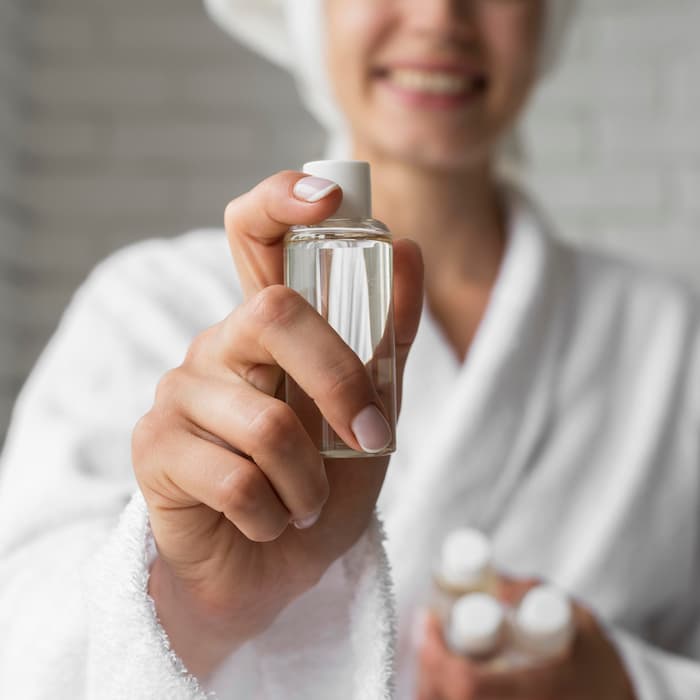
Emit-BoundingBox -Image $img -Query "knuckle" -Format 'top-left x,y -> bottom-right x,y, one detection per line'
184,327 -> 216,366
248,404 -> 328,513
224,197 -> 244,234
249,401 -> 298,446
154,368 -> 184,407
131,411 -> 165,472
217,466 -> 289,543
215,464 -> 264,518
251,285 -> 304,328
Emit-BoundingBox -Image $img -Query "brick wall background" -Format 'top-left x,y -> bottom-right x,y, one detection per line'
1,0 -> 699,441
1,0 -> 322,442
0,0 -> 27,440
523,0 -> 700,275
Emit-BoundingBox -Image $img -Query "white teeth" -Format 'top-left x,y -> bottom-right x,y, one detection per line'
387,69 -> 472,95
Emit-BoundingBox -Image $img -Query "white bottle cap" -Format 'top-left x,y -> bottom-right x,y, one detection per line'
303,160 -> 372,219
515,585 -> 574,658
439,528 -> 492,589
448,593 -> 505,656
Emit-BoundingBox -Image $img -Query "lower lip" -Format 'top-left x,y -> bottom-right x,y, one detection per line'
376,76 -> 483,111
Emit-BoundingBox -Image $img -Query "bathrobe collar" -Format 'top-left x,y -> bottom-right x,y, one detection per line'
381,188 -> 573,689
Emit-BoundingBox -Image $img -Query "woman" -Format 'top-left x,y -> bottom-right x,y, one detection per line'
0,1 -> 699,698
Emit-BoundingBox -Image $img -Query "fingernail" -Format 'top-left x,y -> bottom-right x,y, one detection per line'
292,509 -> 322,530
293,176 -> 339,203
351,405 -> 392,453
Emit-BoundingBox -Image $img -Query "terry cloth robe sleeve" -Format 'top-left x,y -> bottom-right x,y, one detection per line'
0,231 -> 396,700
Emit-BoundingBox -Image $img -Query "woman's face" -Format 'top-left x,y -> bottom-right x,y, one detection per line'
325,0 -> 544,170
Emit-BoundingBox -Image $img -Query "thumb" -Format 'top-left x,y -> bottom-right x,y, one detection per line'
392,238 -> 424,410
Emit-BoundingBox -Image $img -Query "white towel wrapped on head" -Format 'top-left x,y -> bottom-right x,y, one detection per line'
203,0 -> 578,158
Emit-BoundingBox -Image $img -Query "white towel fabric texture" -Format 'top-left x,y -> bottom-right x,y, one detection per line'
203,0 -> 577,158
1,189 -> 700,698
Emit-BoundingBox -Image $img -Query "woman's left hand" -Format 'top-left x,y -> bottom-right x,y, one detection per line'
416,579 -> 637,700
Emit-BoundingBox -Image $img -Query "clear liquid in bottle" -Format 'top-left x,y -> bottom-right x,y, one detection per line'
284,220 -> 396,458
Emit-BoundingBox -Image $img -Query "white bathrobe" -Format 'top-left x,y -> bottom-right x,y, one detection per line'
0,190 -> 699,699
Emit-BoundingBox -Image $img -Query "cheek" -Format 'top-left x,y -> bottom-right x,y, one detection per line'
325,2 -> 393,111
482,10 -> 541,105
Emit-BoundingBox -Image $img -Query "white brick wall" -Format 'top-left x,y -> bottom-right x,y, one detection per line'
0,0 -> 26,439
1,0 -> 700,441
523,0 -> 700,278
0,0 -> 323,442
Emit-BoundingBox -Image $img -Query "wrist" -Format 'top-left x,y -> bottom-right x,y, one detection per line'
148,557 -> 284,678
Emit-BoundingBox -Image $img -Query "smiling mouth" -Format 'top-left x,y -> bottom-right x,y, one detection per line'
375,67 -> 488,100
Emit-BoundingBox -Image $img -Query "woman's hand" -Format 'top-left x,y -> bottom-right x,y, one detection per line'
416,579 -> 637,700
132,171 -> 424,677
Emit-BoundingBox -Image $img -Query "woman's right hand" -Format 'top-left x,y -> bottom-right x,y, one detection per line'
132,171 -> 424,677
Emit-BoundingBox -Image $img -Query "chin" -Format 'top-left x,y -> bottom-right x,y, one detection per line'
375,130 -> 497,173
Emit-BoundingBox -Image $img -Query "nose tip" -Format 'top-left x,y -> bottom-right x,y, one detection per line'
406,0 -> 478,43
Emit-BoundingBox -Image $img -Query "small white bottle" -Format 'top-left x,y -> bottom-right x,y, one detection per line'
284,160 -> 396,458
433,528 -> 497,620
512,585 -> 575,660
447,593 -> 506,660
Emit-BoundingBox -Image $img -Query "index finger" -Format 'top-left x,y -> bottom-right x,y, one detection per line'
225,171 -> 343,298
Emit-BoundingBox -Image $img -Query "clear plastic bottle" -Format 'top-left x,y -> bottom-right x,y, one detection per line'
511,585 -> 574,661
447,585 -> 575,671
434,528 -> 575,671
447,592 -> 506,661
432,528 -> 498,621
284,160 -> 396,458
